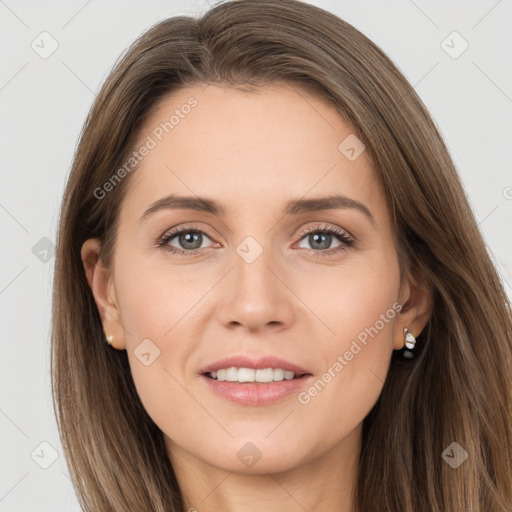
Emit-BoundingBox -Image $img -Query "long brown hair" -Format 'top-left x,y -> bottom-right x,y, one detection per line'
51,0 -> 512,510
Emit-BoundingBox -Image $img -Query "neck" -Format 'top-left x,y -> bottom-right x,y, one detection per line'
166,425 -> 361,512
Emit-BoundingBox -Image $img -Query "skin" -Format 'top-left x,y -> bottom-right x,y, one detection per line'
82,82 -> 432,512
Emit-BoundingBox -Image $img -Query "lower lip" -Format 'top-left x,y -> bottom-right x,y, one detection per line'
200,374 -> 313,406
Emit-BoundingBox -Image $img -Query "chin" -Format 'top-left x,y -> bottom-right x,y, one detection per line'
200,437 -> 313,475
215,453 -> 306,475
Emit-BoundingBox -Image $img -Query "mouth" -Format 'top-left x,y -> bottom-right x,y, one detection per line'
198,355 -> 313,405
199,364 -> 313,406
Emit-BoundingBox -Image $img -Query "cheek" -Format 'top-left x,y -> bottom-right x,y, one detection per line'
114,249 -> 205,339
112,251 -> 212,425
294,252 -> 400,435
320,263 -> 399,356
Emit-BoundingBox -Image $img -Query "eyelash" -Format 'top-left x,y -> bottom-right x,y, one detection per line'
157,223 -> 355,258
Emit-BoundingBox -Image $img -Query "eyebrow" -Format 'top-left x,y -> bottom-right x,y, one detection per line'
138,193 -> 375,226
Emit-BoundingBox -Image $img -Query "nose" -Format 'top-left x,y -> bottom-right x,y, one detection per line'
215,245 -> 295,333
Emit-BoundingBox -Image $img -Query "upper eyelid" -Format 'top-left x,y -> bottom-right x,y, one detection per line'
160,223 -> 213,241
299,223 -> 352,237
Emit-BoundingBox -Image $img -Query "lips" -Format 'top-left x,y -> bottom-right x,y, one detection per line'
197,355 -> 314,405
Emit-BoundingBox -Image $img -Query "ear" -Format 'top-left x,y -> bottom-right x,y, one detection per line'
81,238 -> 126,350
393,267 -> 433,350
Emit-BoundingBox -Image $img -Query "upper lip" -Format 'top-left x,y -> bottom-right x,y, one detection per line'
199,355 -> 312,376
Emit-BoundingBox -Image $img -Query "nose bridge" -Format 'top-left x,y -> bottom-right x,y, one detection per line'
233,235 -> 279,303
235,237 -> 273,289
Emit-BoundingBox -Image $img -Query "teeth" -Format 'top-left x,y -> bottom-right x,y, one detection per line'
226,367 -> 239,381
209,367 -> 299,382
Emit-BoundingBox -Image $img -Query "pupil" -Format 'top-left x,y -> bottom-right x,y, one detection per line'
180,232 -> 202,250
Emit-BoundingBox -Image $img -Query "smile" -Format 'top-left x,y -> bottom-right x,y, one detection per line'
207,367 -> 303,382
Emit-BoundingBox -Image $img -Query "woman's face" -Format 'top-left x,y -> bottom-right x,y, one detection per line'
95,82 -> 409,474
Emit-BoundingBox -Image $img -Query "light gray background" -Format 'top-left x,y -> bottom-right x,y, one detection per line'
1,1 -> 511,510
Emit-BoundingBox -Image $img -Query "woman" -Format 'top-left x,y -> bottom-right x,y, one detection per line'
51,0 -> 512,510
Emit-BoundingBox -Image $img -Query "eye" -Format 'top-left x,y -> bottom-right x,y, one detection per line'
295,224 -> 354,257
158,225 -> 217,255
157,223 -> 355,257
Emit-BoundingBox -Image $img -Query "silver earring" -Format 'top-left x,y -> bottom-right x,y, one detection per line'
403,327 -> 416,359
104,334 -> 113,347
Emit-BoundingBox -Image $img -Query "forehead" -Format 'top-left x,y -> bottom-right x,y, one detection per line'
122,82 -> 385,222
